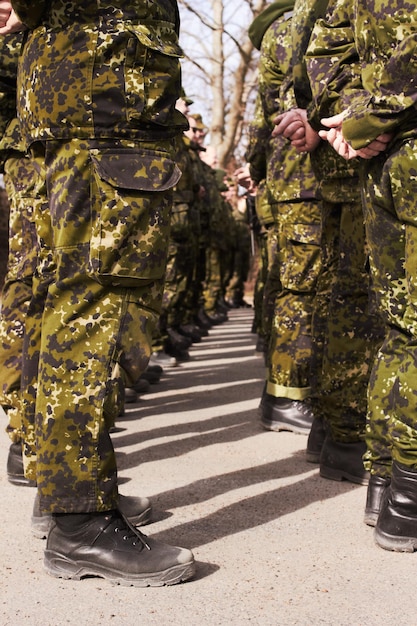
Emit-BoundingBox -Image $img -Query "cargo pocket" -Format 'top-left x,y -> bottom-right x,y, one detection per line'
281,223 -> 322,292
89,147 -> 181,285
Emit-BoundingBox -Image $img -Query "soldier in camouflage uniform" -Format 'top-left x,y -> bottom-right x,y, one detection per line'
0,33 -> 156,537
159,96 -> 203,358
224,184 -> 252,309
234,167 -> 274,353
0,32 -> 39,485
275,0 -> 384,477
246,1 -> 322,435
0,0 -> 195,585
315,0 -> 417,551
198,141 -> 229,324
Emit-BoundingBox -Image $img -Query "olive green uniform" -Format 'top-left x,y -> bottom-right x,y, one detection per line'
0,33 -> 39,445
293,0 -> 384,442
335,0 -> 417,473
247,3 -> 322,400
13,0 -> 185,514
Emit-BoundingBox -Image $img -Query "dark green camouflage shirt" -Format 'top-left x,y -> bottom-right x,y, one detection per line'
304,0 -> 417,149
12,0 -> 187,146
246,12 -> 317,202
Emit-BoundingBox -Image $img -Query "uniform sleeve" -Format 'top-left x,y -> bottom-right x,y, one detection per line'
291,0 -> 329,109
245,92 -> 269,185
304,0 -> 363,130
245,19 -> 289,185
342,2 -> 417,148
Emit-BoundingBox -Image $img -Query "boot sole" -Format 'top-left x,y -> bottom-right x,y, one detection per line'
7,474 -> 37,487
363,511 -> 378,527
44,552 -> 196,586
306,451 -> 321,464
374,527 -> 417,552
320,465 -> 369,486
31,517 -> 51,539
261,417 -> 311,435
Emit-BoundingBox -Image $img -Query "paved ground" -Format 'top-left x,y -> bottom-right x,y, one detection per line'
1,308 -> 416,625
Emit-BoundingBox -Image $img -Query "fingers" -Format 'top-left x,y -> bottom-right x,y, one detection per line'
319,128 -> 358,159
0,8 -> 24,33
320,111 -> 346,129
273,109 -> 305,139
0,0 -> 12,27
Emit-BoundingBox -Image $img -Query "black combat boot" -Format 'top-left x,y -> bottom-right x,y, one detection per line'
166,327 -> 192,351
364,474 -> 391,527
6,442 -> 36,487
319,436 -> 370,485
306,416 -> 327,463
178,323 -> 203,343
260,392 -> 314,435
374,462 -> 417,551
44,509 -> 195,586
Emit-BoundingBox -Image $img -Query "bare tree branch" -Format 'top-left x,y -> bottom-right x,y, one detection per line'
178,0 -> 269,169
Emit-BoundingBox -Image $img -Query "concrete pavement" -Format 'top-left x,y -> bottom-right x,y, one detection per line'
1,309 -> 416,625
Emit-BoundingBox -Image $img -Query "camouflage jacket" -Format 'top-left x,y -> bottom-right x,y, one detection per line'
304,0 -> 417,152
342,0 -> 417,148
246,11 -> 317,202
291,0 -> 329,110
291,0 -> 360,193
12,0 -> 187,146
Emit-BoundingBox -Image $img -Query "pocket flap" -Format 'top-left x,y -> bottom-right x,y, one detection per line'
90,148 -> 182,192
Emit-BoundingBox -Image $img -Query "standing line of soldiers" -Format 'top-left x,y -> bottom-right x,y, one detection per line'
244,0 -> 384,494
152,98 -> 253,366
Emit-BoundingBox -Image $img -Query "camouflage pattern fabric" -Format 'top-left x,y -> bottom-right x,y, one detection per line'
14,0 -> 187,146
12,0 -> 184,513
162,135 -> 199,328
0,33 -> 23,157
224,208 -> 251,305
201,164 -> 229,314
181,141 -> 210,319
304,0 -> 417,466
251,183 -> 273,340
294,0 -> 385,441
0,32 -> 33,441
0,154 -> 40,443
22,138 -> 178,510
337,0 -> 417,470
361,140 -> 417,472
247,9 -> 322,399
267,199 -> 322,398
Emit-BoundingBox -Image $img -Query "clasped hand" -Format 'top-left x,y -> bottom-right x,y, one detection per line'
319,112 -> 392,160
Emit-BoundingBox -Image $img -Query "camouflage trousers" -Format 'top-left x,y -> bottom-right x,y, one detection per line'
0,152 -> 40,443
252,228 -> 269,338
310,184 -> 384,442
362,139 -> 417,474
203,244 -> 223,313
22,138 -> 177,514
162,202 -> 198,327
266,200 -> 322,399
225,222 -> 251,303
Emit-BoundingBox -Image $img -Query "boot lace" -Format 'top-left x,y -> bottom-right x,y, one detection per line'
106,511 -> 151,550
